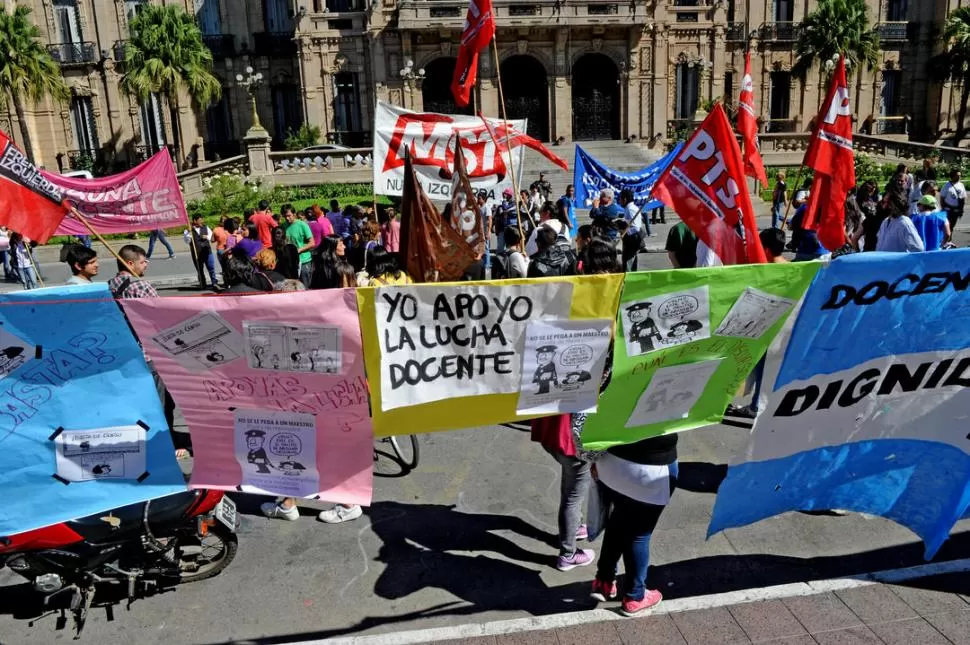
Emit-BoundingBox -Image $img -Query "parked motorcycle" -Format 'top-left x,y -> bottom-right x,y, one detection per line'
0,489 -> 237,637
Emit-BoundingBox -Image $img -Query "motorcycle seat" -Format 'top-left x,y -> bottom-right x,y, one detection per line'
68,491 -> 199,543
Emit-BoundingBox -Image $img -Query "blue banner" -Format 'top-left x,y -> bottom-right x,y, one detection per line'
573,143 -> 683,211
0,284 -> 186,537
709,250 -> 970,558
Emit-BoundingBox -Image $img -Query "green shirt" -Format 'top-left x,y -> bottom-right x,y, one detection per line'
286,219 -> 315,264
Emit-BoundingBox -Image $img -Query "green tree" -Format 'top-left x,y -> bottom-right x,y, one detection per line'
0,6 -> 69,162
120,4 -> 221,169
284,124 -> 322,151
935,7 -> 970,141
792,0 -> 880,79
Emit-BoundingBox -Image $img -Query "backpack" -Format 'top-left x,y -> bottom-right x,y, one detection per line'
491,249 -> 513,280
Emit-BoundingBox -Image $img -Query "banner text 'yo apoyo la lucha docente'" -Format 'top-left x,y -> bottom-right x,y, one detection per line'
373,101 -> 525,201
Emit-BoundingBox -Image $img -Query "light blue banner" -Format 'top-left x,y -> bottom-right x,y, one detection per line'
573,142 -> 683,211
710,250 -> 970,558
0,283 -> 186,537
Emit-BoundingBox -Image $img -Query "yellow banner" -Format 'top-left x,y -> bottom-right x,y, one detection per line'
357,274 -> 624,437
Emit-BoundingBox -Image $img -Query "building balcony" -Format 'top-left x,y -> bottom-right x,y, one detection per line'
62,149 -> 99,172
202,34 -> 236,59
327,130 -> 372,147
396,0 -> 649,30
765,118 -> 799,133
761,22 -> 799,42
47,42 -> 97,66
726,22 -> 747,42
252,32 -> 297,57
113,40 -> 127,63
877,21 -> 916,43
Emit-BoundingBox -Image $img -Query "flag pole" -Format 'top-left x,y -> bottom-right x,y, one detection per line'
779,165 -> 805,231
490,37 -> 529,243
70,207 -> 130,269
24,242 -> 44,288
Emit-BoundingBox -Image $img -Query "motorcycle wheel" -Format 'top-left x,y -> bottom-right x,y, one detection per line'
175,524 -> 238,583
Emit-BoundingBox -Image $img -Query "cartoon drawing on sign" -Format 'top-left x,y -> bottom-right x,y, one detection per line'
625,359 -> 723,428
517,319 -> 612,416
243,322 -> 342,374
715,287 -> 794,339
151,311 -> 243,371
533,345 -> 559,394
0,326 -> 35,381
245,429 -> 273,474
54,425 -> 146,482
622,286 -> 711,357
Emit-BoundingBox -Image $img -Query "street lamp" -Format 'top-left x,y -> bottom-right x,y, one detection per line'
399,59 -> 425,93
236,66 -> 265,130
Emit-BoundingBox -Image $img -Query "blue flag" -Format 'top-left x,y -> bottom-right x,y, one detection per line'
0,283 -> 185,537
573,143 -> 683,211
709,250 -> 970,558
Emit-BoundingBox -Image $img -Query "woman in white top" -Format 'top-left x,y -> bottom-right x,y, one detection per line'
525,201 -> 572,256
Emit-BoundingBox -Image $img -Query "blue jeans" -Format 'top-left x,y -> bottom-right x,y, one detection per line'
545,447 -> 592,557
76,235 -> 92,249
19,265 -> 36,290
772,203 -> 783,229
596,461 -> 678,601
147,229 -> 175,258
747,355 -> 766,412
0,250 -> 10,279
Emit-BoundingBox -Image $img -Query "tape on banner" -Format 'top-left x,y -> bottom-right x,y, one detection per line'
34,346 -> 43,359
52,474 -> 70,485
136,471 -> 150,483
135,420 -> 150,431
235,485 -> 244,492
48,427 -> 64,441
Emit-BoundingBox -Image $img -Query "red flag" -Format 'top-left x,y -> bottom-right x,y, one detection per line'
651,104 -> 766,265
451,0 -> 496,108
450,141 -> 486,256
737,51 -> 768,187
801,55 -> 855,251
477,112 -> 569,170
0,130 -> 70,243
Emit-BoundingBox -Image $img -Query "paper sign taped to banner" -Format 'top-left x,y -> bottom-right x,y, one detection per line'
516,319 -> 612,416
626,359 -> 723,428
0,325 -> 34,380
715,287 -> 794,339
620,286 -> 711,357
243,322 -> 342,374
374,281 -> 574,411
55,425 -> 146,482
234,409 -> 320,497
152,311 -> 244,371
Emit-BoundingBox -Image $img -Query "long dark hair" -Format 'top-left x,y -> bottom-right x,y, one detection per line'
365,245 -> 401,279
310,235 -> 347,289
583,239 -> 621,274
245,223 -> 258,240
271,226 -> 288,255
225,253 -> 270,290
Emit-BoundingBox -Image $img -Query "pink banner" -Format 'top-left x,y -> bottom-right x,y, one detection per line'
121,290 -> 373,505
45,152 -> 189,236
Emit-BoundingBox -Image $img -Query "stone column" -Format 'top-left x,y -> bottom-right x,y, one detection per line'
651,25 -> 669,143
244,124 -> 273,183
711,26 -> 726,102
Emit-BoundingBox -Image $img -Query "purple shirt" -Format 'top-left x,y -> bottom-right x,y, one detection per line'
308,219 -> 324,246
237,238 -> 264,258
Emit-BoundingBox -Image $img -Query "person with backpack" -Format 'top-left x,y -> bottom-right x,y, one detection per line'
528,227 -> 577,278
491,227 -> 529,279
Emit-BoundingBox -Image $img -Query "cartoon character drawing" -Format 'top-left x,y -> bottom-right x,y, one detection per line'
0,345 -> 25,373
91,463 -> 112,475
277,461 -> 307,476
271,354 -> 281,370
244,429 -> 273,474
532,345 -> 559,395
666,319 -> 704,342
252,344 -> 266,368
79,440 -> 91,453
560,370 -> 592,391
206,351 -> 225,363
323,356 -> 336,374
626,302 -> 663,353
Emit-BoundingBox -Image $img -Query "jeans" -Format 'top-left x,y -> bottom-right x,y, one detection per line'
19,265 -> 37,290
595,461 -> 678,601
299,262 -> 313,288
772,203 -> 783,229
76,235 -> 92,249
192,245 -> 218,287
651,206 -> 666,224
494,231 -> 506,253
747,355 -> 766,412
0,250 -> 10,279
147,229 -> 175,258
545,448 -> 592,557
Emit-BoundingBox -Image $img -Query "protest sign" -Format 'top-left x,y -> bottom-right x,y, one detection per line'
122,290 -> 373,505
573,143 -> 681,210
710,251 -> 970,559
373,101 -> 525,200
46,152 -> 188,236
581,263 -> 820,450
0,284 -> 186,537
358,274 -> 624,436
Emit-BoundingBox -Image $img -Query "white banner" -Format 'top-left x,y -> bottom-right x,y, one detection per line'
372,101 -> 525,200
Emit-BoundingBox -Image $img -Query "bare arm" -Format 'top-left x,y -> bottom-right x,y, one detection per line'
667,251 -> 681,268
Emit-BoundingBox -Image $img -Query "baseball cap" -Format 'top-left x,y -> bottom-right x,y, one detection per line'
502,188 -> 513,197
918,195 -> 939,208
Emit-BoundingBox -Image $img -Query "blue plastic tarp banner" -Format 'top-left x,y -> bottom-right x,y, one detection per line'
0,283 -> 186,537
573,143 -> 683,211
709,250 -> 970,558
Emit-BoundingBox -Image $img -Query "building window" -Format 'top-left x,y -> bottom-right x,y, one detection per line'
675,64 -> 699,120
334,73 -> 361,133
54,0 -> 82,43
769,71 -> 791,125
773,0 -> 793,22
263,0 -> 295,32
124,0 -> 147,24
887,0 -> 908,22
70,96 -> 99,153
197,0 -> 222,36
139,93 -> 167,152
881,70 -> 901,116
327,0 -> 365,10
724,72 -> 735,105
272,84 -> 302,143
205,92 -> 234,151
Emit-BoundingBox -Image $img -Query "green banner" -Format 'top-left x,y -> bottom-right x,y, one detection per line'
582,263 -> 821,450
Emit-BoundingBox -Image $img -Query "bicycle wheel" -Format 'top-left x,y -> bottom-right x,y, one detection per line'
388,434 -> 420,471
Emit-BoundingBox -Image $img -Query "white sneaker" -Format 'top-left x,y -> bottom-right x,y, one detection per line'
317,504 -> 363,524
261,502 -> 299,521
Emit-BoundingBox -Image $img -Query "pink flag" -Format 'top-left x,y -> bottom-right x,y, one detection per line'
45,152 -> 189,236
121,290 -> 374,505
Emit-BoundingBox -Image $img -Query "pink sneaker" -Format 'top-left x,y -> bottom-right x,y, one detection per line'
575,524 -> 588,541
620,590 -> 663,616
556,548 -> 595,571
590,578 -> 618,602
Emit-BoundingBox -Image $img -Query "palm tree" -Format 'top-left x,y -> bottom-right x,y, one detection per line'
935,7 -> 970,141
0,6 -> 70,162
120,4 -> 221,169
792,0 -> 880,79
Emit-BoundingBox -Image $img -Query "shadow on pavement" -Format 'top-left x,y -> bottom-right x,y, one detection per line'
676,461 -> 728,494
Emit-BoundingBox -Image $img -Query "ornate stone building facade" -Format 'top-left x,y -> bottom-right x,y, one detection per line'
0,0 -> 964,172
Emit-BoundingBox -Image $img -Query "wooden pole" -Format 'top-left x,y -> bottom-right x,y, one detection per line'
490,37 -> 530,243
24,241 -> 44,288
70,207 -> 129,269
779,165 -> 805,231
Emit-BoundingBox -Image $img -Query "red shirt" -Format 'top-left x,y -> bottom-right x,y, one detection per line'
250,211 -> 278,248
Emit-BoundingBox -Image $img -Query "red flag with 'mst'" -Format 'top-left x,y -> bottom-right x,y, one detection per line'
0,130 -> 70,243
737,51 -> 768,187
801,55 -> 855,251
651,104 -> 766,265
451,0 -> 496,108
